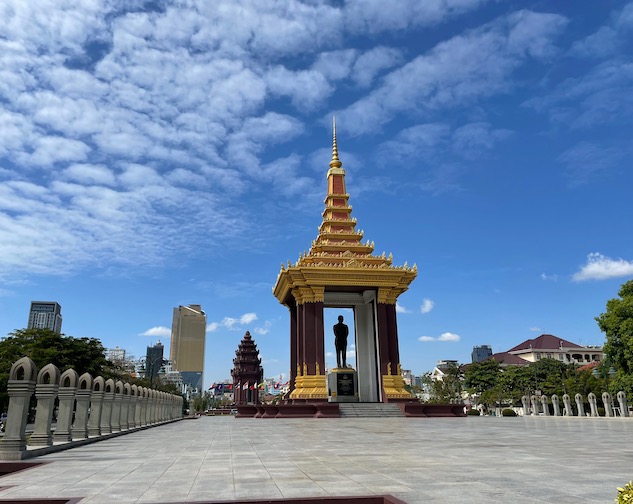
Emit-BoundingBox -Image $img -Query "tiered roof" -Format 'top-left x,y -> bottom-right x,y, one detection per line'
231,331 -> 262,376
273,119 -> 416,305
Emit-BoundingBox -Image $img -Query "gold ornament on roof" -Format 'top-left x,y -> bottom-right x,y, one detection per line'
330,116 -> 342,170
273,119 -> 417,305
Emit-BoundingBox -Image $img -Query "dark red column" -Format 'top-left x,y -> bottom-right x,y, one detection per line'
314,301 -> 325,374
297,303 -> 305,376
376,303 -> 390,375
289,303 -> 297,392
300,301 -> 325,375
303,303 -> 316,375
386,303 -> 400,374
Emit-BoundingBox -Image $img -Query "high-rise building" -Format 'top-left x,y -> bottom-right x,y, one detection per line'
472,345 -> 493,363
27,301 -> 63,333
145,341 -> 165,383
170,304 -> 206,392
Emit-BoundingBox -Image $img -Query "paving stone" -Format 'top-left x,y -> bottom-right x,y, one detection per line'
1,416 -> 631,503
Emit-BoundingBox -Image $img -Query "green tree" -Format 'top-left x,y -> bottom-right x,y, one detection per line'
463,359 -> 502,409
0,328 -> 110,411
562,368 -> 603,398
192,395 -> 208,413
528,358 -> 575,396
464,360 -> 500,394
498,365 -> 532,404
596,280 -> 633,396
426,363 -> 463,403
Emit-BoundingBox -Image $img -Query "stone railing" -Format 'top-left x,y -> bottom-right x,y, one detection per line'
521,391 -> 630,417
0,357 -> 183,460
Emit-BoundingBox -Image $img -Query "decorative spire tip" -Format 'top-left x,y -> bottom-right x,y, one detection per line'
330,116 -> 342,169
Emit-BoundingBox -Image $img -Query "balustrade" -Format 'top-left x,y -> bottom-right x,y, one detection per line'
0,359 -> 183,460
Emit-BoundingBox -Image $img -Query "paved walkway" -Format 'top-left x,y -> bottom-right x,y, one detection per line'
1,416 -> 631,503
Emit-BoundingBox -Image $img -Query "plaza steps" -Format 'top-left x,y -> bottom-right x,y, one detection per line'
338,403 -> 404,418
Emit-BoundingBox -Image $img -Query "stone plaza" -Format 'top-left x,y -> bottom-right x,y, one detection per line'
1,415 -> 631,503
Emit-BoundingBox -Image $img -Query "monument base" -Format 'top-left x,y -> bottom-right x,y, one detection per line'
328,368 -> 359,403
289,372 -> 327,400
382,372 -> 413,400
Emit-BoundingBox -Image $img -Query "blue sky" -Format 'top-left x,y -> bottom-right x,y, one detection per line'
1,1 -> 632,389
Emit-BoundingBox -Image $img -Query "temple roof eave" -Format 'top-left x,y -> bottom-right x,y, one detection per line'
272,265 -> 417,305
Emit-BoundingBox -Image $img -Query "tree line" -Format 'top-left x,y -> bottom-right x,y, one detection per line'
417,279 -> 633,408
0,328 -> 180,413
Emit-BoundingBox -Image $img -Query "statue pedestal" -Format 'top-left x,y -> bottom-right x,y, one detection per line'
328,368 -> 359,403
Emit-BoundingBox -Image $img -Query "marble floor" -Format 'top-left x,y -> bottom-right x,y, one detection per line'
0,415 -> 631,503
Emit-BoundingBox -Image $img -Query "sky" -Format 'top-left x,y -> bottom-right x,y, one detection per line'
1,0 -> 632,389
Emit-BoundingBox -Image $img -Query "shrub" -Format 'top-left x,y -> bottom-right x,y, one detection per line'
501,408 -> 517,417
597,407 -> 606,417
466,408 -> 480,416
615,481 -> 633,504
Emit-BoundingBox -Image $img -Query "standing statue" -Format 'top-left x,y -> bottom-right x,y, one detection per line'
333,315 -> 349,368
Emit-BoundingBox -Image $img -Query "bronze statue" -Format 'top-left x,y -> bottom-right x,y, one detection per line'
333,315 -> 349,368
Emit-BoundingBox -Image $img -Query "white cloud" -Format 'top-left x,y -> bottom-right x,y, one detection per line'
193,2 -> 343,58
451,122 -> 512,160
570,3 -> 633,59
525,61 -> 633,131
558,142 -> 627,186
344,0 -> 491,34
312,49 -> 357,81
225,113 -> 305,180
573,253 -> 633,281
63,164 -> 116,186
254,320 -> 272,336
139,326 -> 171,337
207,313 -> 260,332
570,27 -> 619,59
418,332 -> 461,342
17,136 -> 91,167
221,317 -> 237,328
338,10 -> 567,136
378,123 -> 450,165
265,66 -> 333,110
540,273 -> 559,281
438,332 -> 461,342
240,313 -> 258,325
376,121 -> 512,194
420,298 -> 435,314
352,46 -> 403,87
396,303 -> 410,313
530,327 -> 542,332
0,1 -> 577,287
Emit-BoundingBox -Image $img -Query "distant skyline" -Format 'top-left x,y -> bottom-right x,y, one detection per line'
1,1 -> 632,388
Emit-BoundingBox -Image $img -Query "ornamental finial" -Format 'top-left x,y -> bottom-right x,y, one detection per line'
330,116 -> 342,169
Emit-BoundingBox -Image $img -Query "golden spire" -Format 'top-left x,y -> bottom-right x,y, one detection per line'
329,116 -> 342,169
